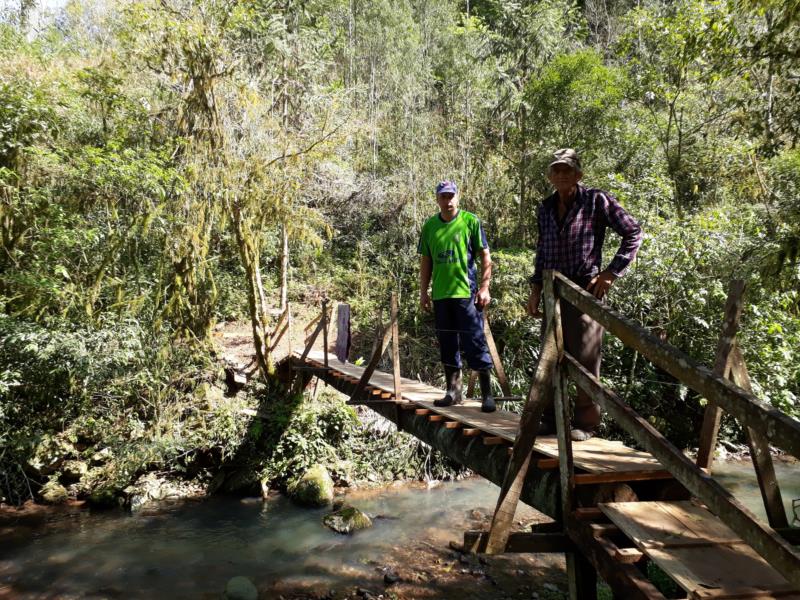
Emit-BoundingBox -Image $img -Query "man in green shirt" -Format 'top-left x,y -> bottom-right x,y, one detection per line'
419,180 -> 496,413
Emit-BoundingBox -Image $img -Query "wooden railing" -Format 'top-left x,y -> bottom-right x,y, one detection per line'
485,270 -> 800,589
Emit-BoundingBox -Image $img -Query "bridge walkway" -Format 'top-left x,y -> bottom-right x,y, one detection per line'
294,350 -> 800,600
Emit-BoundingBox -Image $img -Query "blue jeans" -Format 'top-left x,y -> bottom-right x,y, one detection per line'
433,297 -> 493,371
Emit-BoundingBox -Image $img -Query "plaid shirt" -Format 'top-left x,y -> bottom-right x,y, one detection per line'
531,185 -> 642,284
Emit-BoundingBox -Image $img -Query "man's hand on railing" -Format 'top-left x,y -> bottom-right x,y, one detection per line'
587,270 -> 617,299
526,286 -> 543,318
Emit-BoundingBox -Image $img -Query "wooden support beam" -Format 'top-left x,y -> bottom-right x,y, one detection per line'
564,353 -> 800,589
574,508 -> 604,521
535,457 -> 560,469
484,310 -> 511,397
729,345 -> 789,529
291,365 -> 331,374
444,421 -> 463,429
589,523 -> 620,537
554,363 -> 575,523
567,551 -> 597,600
299,317 -> 325,363
483,436 -> 505,445
304,312 -> 321,334
269,320 -> 289,353
463,531 -> 575,554
347,310 -> 396,405
568,522 -> 668,600
504,450 -> 561,471
689,584 -> 800,599
698,280 -> 746,469
613,547 -> 644,564
429,414 -> 446,422
555,272 -> 800,459
574,470 -> 673,485
484,271 -> 560,554
391,292 -> 403,401
462,428 -> 481,437
400,403 -> 417,410
415,408 -> 431,416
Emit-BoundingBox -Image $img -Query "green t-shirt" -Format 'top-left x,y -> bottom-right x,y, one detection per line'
418,210 -> 488,300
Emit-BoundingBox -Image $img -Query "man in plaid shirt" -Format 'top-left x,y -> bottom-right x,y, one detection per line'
527,148 -> 642,441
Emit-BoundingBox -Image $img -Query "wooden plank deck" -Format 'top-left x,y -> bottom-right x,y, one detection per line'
300,351 -> 665,475
600,501 -> 800,599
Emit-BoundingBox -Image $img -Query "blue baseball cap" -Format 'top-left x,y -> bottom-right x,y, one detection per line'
435,180 -> 458,195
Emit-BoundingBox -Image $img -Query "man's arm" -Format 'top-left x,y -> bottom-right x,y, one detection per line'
587,193 -> 643,299
420,255 -> 433,312
475,248 -> 492,309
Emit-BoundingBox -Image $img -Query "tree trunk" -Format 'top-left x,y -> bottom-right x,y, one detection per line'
279,222 -> 289,312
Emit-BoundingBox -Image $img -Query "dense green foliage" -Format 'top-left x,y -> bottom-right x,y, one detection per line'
0,0 -> 798,504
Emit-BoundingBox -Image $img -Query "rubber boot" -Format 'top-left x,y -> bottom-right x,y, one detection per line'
434,365 -> 462,407
478,369 -> 496,413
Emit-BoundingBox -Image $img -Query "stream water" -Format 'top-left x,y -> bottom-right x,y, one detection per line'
1,460 -> 797,599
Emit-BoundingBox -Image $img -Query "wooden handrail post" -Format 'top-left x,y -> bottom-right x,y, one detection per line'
484,310 -> 511,397
321,298 -> 329,369
484,270 -> 561,554
391,292 -> 402,401
697,280 -> 746,469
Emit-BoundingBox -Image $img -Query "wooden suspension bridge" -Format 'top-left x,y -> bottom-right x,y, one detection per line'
276,271 -> 800,600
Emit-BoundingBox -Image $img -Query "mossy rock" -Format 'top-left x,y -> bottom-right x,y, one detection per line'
287,464 -> 334,507
223,575 -> 258,600
88,485 -> 120,508
40,479 -> 69,505
323,505 -> 373,534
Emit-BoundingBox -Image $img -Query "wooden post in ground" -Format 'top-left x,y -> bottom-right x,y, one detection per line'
467,371 -> 476,398
695,280 -> 788,527
321,299 -> 329,370
484,270 -> 562,554
286,303 -> 292,357
729,345 -> 789,528
554,366 -> 574,520
335,304 -> 351,363
697,280 -> 746,469
391,292 -> 402,401
484,310 -> 511,397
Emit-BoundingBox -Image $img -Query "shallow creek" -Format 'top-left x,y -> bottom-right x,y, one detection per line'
1,460 -> 797,599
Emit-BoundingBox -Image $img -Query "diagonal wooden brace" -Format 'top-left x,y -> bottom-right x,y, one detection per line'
484,271 -> 562,554
347,311 -> 397,405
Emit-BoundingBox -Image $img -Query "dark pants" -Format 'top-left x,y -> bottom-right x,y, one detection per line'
561,299 -> 603,429
540,277 -> 603,429
433,298 -> 493,371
